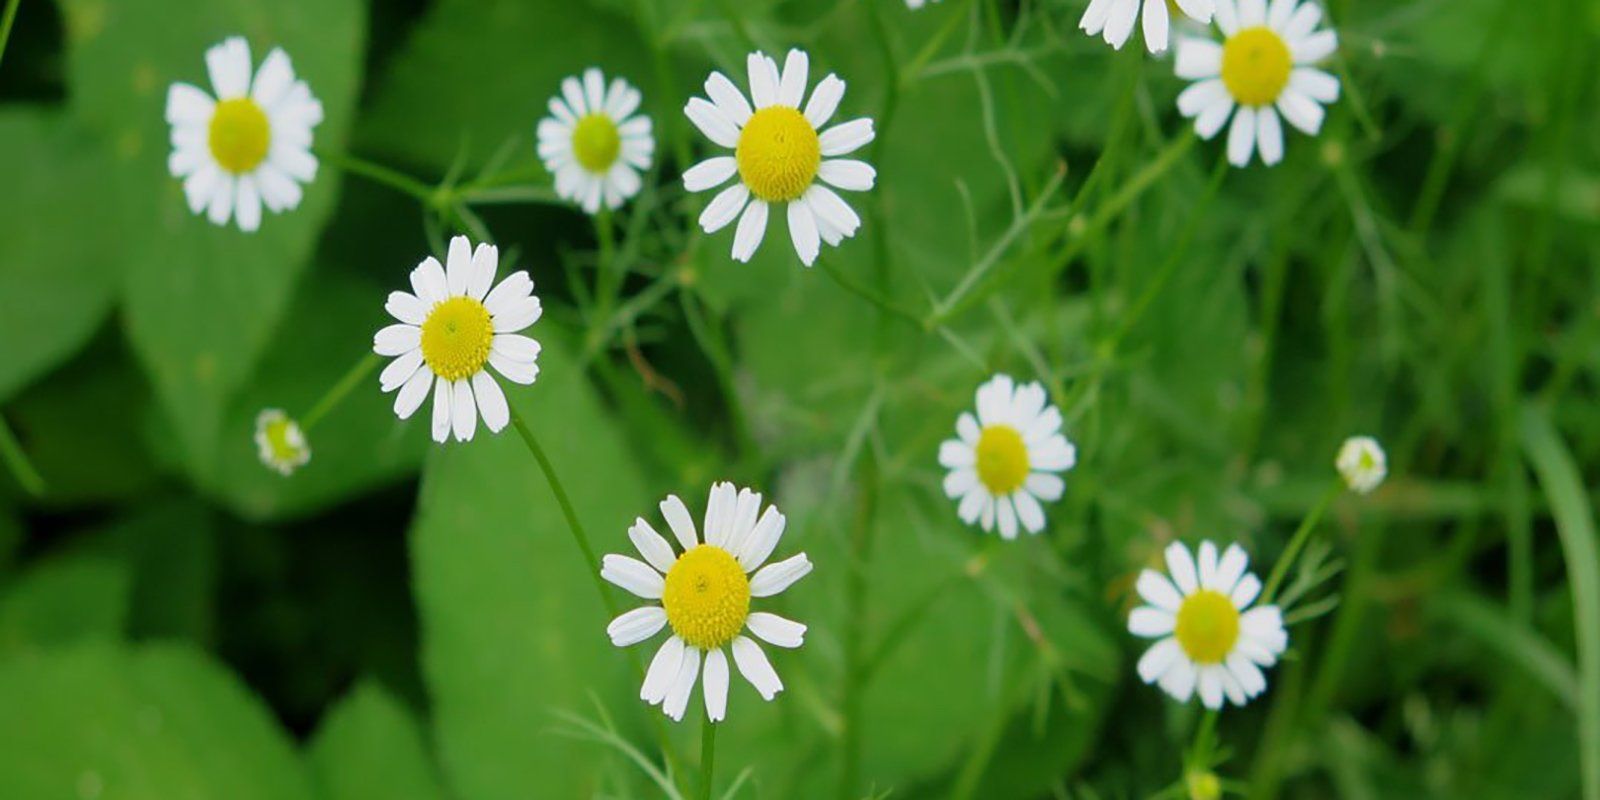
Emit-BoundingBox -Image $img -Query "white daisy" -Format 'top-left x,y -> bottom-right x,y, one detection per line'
602,483 -> 811,723
906,0 -> 940,8
372,235 -> 543,444
165,36 -> 323,232
1336,435 -> 1386,494
254,409 -> 309,476
1173,0 -> 1341,167
1130,540 -> 1289,709
938,374 -> 1077,539
536,68 -> 654,214
1081,0 -> 1215,54
682,49 -> 877,267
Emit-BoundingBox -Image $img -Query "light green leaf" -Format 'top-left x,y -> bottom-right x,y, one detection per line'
309,681 -> 445,800
0,553 -> 128,656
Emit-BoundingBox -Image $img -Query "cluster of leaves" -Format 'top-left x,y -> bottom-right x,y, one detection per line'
0,0 -> 1597,798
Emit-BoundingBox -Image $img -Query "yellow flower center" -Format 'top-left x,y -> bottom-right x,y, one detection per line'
571,113 -> 621,173
420,296 -> 493,382
735,106 -> 820,203
1174,589 -> 1240,664
264,418 -> 303,463
208,97 -> 271,174
1220,26 -> 1292,107
975,424 -> 1029,495
662,544 -> 751,650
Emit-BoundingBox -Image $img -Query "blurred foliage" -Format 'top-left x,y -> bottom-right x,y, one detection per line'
0,0 -> 1598,798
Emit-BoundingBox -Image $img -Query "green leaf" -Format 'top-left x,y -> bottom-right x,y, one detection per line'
0,553 -> 128,656
0,643 -> 313,800
54,0 -> 367,475
309,681 -> 445,800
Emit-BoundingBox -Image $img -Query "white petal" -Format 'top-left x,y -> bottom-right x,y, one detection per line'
561,76 -> 589,117
746,612 -> 806,649
1175,39 -> 1223,80
663,647 -> 702,722
1213,545 -> 1250,596
1165,541 -> 1199,593
731,199 -> 769,263
1227,105 -> 1258,166
1276,88 -> 1325,134
747,52 -> 780,108
957,412 -> 981,444
1142,0 -> 1170,54
1198,666 -> 1226,709
1137,638 -> 1183,683
1013,491 -> 1047,533
1256,106 -> 1284,166
471,372 -> 509,434
430,376 -> 452,443
1025,472 -> 1065,502
583,68 -> 606,115
684,157 -> 738,192
206,36 -> 251,99
736,507 -> 786,571
379,348 -> 424,393
1215,0 -> 1239,34
630,519 -> 678,574
1195,96 -> 1236,139
777,49 -> 809,108
411,256 -> 449,305
819,118 -> 874,156
601,554 -> 665,598
1128,607 -> 1177,637
642,636 -> 686,704
802,185 -> 861,238
723,488 -> 763,557
445,236 -> 473,296
608,606 -> 668,647
1198,541 -> 1220,588
165,83 -> 215,126
703,648 -> 730,722
374,323 -> 421,356
685,97 -> 740,148
451,378 -> 477,442
251,48 -> 295,109
1267,0 -> 1296,29
489,352 -> 540,385
705,71 -> 753,126
385,291 -> 428,325
1174,0 -> 1214,22
787,199 -> 820,266
702,482 -> 736,548
1080,0 -> 1116,36
1231,574 -> 1262,608
749,553 -> 812,597
468,243 -> 498,301
1284,2 -> 1322,39
731,636 -> 783,700
491,333 -> 542,364
491,297 -> 543,333
803,75 -> 845,128
394,367 -> 433,420
939,440 -> 975,468
483,270 -> 534,317
1238,0 -> 1266,25
996,496 -> 1019,540
660,494 -> 699,550
1292,30 -> 1338,64
943,468 -> 978,499
817,159 -> 876,192
1103,0 -> 1139,49
205,171 -> 235,226
1226,652 -> 1268,697
1179,80 -> 1229,122
1137,569 -> 1184,612
699,183 -> 750,233
1159,659 -> 1197,701
957,488 -> 986,525
1289,67 -> 1340,103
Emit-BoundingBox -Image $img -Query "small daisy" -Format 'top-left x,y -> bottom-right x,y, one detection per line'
906,0 -> 940,8
165,36 -> 323,232
373,236 -> 543,443
601,483 -> 811,722
682,49 -> 877,267
1336,435 -> 1386,494
938,374 -> 1077,539
1081,0 -> 1215,54
1174,0 -> 1340,167
536,68 -> 654,214
254,409 -> 309,476
1130,540 -> 1288,709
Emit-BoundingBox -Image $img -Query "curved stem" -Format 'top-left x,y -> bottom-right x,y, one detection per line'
318,150 -> 438,206
301,353 -> 380,431
1260,481 -> 1342,605
0,0 -> 21,71
699,717 -> 717,800
0,411 -> 44,497
507,406 -> 617,617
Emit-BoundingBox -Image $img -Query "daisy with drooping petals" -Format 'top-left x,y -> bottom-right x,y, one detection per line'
254,409 -> 309,476
1130,540 -> 1288,709
373,236 -> 543,444
682,49 -> 876,267
602,483 -> 810,722
165,36 -> 323,232
1081,0 -> 1215,54
1174,0 -> 1341,167
1336,435 -> 1386,494
939,374 -> 1077,539
536,68 -> 654,214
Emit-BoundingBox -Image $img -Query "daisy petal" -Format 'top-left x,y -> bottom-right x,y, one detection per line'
601,554 -> 665,598
750,553 -> 812,597
607,605 -> 668,646
746,612 -> 806,648
731,636 -> 783,700
703,647 -> 730,722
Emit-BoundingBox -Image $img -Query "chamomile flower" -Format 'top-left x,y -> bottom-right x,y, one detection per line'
682,49 -> 877,267
906,0 -> 940,8
1336,435 -> 1386,494
373,236 -> 543,444
1174,0 -> 1341,167
254,409 -> 309,476
939,374 -> 1077,539
602,483 -> 811,723
1130,540 -> 1288,709
1081,0 -> 1215,54
536,68 -> 654,214
165,36 -> 323,232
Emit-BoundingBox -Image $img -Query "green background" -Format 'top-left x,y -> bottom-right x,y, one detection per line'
0,0 -> 1596,797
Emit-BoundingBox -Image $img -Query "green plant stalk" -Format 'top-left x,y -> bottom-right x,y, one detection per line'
700,717 -> 717,800
301,353 -> 381,431
508,406 -> 617,618
1260,481 -> 1342,605
899,0 -> 980,86
838,450 -> 879,799
0,0 -> 20,71
319,150 -> 438,205
0,411 -> 44,497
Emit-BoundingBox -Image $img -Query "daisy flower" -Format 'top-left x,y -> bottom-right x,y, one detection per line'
165,36 -> 323,232
372,236 -> 543,444
1336,435 -> 1386,494
1129,540 -> 1288,709
601,483 -> 811,722
938,374 -> 1077,539
536,68 -> 654,214
254,409 -> 309,476
1081,0 -> 1215,54
906,0 -> 940,7
682,49 -> 876,267
1174,0 -> 1341,167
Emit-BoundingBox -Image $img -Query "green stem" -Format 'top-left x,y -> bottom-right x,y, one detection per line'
838,450 -> 879,799
817,257 -> 924,328
0,0 -> 21,71
1260,481 -> 1341,605
900,0 -> 980,85
508,406 -> 617,617
301,353 -> 381,431
0,412 -> 44,497
319,150 -> 438,206
700,717 -> 717,800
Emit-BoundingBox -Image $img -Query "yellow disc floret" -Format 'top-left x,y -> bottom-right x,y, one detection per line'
975,424 -> 1030,495
1174,590 -> 1240,664
662,544 -> 751,650
571,113 -> 622,173
209,97 -> 272,174
264,418 -> 303,463
735,106 -> 820,203
420,296 -> 494,382
1221,27 -> 1292,107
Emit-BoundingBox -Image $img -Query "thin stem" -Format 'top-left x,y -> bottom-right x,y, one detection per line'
0,0 -> 21,71
817,257 -> 924,328
0,412 -> 44,497
301,353 -> 381,431
508,406 -> 617,617
838,450 -> 879,799
900,0 -> 982,85
318,150 -> 438,205
1260,481 -> 1342,605
700,717 -> 717,800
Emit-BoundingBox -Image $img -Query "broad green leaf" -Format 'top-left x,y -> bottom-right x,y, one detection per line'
0,643 -> 313,800
54,0 -> 367,475
309,681 -> 445,800
0,554 -> 128,656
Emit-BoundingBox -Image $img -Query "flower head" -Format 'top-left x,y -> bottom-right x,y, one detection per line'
1130,540 -> 1288,709
254,409 -> 309,475
939,375 -> 1077,539
1081,0 -> 1215,53
537,68 -> 654,214
165,36 -> 324,232
373,236 -> 542,443
602,483 -> 811,722
1174,0 -> 1340,167
683,49 -> 877,267
1336,435 -> 1386,494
